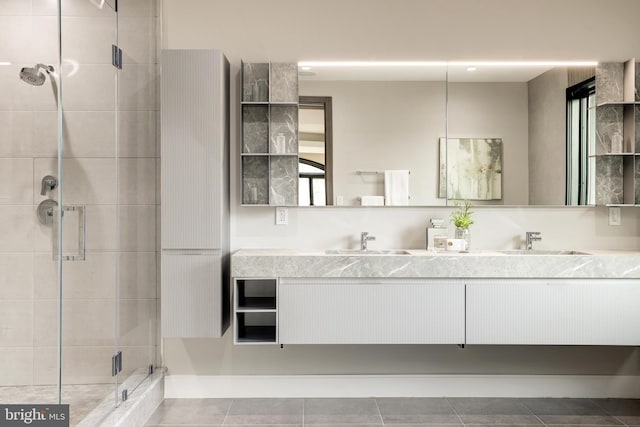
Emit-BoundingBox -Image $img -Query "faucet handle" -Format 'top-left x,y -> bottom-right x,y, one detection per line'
40,175 -> 57,196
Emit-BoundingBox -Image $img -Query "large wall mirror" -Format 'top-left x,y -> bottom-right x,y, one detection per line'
297,61 -> 598,207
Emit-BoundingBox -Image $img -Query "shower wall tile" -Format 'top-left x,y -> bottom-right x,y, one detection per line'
118,111 -> 157,157
0,300 -> 33,347
0,158 -> 33,204
270,63 -> 299,103
33,253 -> 117,300
0,16 -> 32,63
120,17 -> 156,64
119,252 -> 157,299
34,345 -> 152,385
118,63 -> 157,110
0,0 -> 31,16
58,64 -> 116,112
0,112 -> 34,157
33,158 -> 117,205
31,0 -> 57,16
596,62 -> 624,104
120,299 -> 156,346
30,16 -> 58,65
61,17 -> 114,65
34,299 -> 116,347
0,67 -> 33,111
118,0 -> 156,17
0,206 -> 33,252
118,158 -> 157,204
119,205 -> 157,252
0,254 -> 33,299
0,348 -> 33,386
58,0 -> 117,17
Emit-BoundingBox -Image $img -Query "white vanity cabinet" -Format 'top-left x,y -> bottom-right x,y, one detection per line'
466,279 -> 640,345
278,278 -> 465,344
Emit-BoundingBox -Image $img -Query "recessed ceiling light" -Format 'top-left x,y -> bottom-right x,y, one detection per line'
0,61 -> 11,66
301,66 -> 311,71
467,67 -> 477,72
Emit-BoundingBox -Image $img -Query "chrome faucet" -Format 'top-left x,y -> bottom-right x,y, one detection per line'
360,231 -> 376,251
525,231 -> 542,250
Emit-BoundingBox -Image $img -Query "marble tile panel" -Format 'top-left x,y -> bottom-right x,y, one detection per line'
0,206 -> 33,252
635,105 -> 640,152
242,62 -> 269,102
270,155 -> 298,206
270,63 -> 299,103
118,63 -> 157,111
270,105 -> 298,154
242,156 -> 269,204
595,156 -> 623,205
118,110 -> 157,157
595,105 -> 623,155
61,16 -> 114,65
636,160 -> 640,204
119,17 -> 156,64
596,63 -> 624,104
635,62 -> 640,102
242,105 -> 269,153
57,64 -> 116,112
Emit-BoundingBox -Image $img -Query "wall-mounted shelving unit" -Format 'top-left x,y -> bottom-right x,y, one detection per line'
594,59 -> 640,206
241,62 -> 299,206
233,278 -> 278,344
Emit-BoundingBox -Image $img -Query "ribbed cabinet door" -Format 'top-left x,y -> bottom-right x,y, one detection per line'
278,279 -> 465,344
161,50 -> 223,249
161,253 -> 222,337
466,279 -> 640,345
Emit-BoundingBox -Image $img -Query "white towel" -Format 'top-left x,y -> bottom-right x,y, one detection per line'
360,195 -> 385,206
384,170 -> 410,205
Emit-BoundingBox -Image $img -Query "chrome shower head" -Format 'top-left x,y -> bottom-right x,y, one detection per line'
19,64 -> 54,86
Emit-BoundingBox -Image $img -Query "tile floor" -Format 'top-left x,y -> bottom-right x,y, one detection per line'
146,397 -> 640,426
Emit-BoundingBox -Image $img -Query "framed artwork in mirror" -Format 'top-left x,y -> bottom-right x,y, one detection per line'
439,138 -> 503,200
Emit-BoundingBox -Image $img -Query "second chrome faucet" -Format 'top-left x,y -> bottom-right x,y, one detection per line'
525,231 -> 542,250
361,231 -> 376,251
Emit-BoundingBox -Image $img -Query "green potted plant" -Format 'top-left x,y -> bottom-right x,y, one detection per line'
450,199 -> 474,251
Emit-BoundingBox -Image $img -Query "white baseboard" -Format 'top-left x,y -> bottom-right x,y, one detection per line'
165,374 -> 640,399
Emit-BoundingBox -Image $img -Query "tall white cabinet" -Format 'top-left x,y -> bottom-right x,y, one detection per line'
161,49 -> 230,337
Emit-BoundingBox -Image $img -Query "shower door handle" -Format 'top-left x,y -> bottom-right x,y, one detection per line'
52,205 -> 86,261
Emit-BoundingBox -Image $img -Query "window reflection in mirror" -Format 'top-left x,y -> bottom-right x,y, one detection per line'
298,96 -> 333,206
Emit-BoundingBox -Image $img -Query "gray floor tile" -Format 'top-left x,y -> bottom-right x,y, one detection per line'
538,415 -> 623,425
448,398 -> 534,415
522,399 -> 608,416
304,398 -> 382,425
593,399 -> 640,416
458,414 -> 542,425
616,416 -> 640,425
377,398 -> 461,424
224,398 -> 303,425
146,398 -> 232,425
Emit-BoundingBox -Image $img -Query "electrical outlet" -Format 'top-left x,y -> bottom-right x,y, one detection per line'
608,207 -> 621,226
275,207 -> 288,225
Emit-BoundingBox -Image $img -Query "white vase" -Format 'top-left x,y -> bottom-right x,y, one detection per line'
455,227 -> 470,251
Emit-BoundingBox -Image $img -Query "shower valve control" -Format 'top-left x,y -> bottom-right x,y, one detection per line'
40,175 -> 57,195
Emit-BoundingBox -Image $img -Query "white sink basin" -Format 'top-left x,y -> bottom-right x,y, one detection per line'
325,249 -> 411,255
498,250 -> 591,255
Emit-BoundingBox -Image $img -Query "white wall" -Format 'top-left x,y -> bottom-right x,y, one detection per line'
162,0 -> 640,381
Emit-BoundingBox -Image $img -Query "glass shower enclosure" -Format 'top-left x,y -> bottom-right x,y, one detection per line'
0,0 -> 158,422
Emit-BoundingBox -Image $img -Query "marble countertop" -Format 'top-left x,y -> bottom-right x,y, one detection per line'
231,249 -> 640,279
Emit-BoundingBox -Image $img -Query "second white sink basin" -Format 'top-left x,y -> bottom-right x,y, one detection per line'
498,250 -> 591,255
325,249 -> 411,255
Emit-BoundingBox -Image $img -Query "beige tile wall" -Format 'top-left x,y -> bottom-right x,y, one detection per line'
0,0 -> 159,386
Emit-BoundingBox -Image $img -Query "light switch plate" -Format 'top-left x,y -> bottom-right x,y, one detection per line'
608,207 -> 621,226
275,207 -> 288,225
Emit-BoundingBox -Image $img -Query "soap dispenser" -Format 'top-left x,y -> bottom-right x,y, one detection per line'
426,218 -> 448,251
